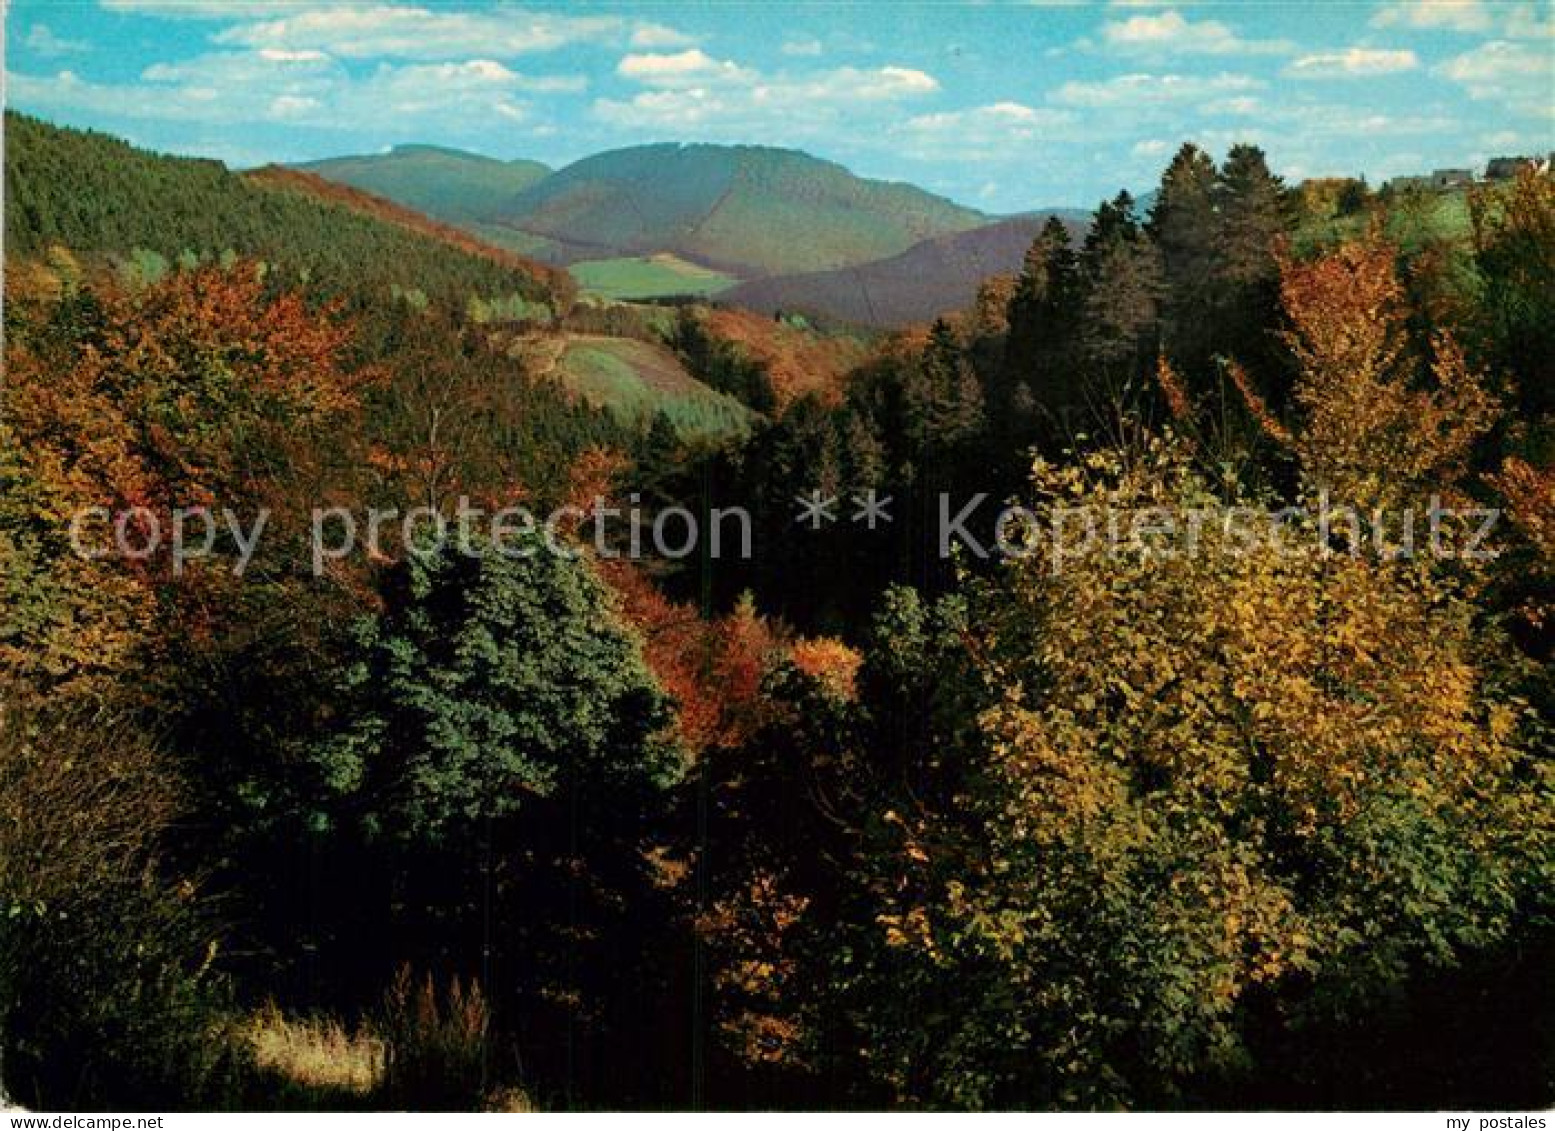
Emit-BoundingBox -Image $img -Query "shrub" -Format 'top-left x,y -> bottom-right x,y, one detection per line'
0,687 -> 238,1109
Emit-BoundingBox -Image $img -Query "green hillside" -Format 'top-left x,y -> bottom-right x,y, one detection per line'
5,113 -> 557,312
1292,184 -> 1476,254
487,143 -> 987,276
540,334 -> 752,441
297,144 -> 550,225
569,254 -> 737,301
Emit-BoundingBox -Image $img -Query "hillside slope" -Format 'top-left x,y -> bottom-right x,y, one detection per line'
697,307 -> 873,406
5,113 -> 560,311
569,253 -> 736,301
487,143 -> 987,276
245,165 -> 573,302
723,212 -> 1089,327
297,144 -> 550,225
516,332 -> 752,441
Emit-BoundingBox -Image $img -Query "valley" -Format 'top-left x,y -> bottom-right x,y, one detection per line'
4,92 -> 1551,1116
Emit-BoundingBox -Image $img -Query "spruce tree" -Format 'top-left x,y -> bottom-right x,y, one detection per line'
1149,143 -> 1222,373
1215,144 -> 1288,374
1079,192 -> 1163,412
1003,216 -> 1082,438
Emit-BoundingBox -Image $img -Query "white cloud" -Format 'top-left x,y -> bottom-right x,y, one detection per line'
1482,127 -> 1544,149
104,1 -> 701,58
603,51 -> 939,136
1503,3 -> 1555,39
617,50 -> 754,88
136,49 -> 581,96
592,88 -> 732,130
214,4 -> 622,59
99,1 -> 300,16
361,59 -> 541,112
1205,95 -> 1263,116
1437,39 -> 1554,114
258,48 -> 332,64
8,49 -> 579,138
1052,71 -> 1264,107
1285,47 -> 1420,78
1370,1 -> 1494,33
1439,39 -> 1548,92
629,23 -> 698,49
269,94 -> 321,118
832,66 -> 940,99
1098,9 -> 1293,56
893,102 -> 1079,163
24,24 -> 91,57
7,67 -> 230,125
1297,107 -> 1456,137
1371,1 -> 1552,38
593,60 -> 939,143
781,35 -> 824,58
905,101 -> 1072,132
139,48 -> 337,89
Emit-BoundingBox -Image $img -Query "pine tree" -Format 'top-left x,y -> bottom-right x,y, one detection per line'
1215,144 -> 1288,370
1149,143 -> 1222,373
1006,218 -> 1081,370
324,534 -> 677,843
921,318 -> 985,451
1081,190 -> 1143,277
1003,217 -> 1082,438
1079,192 -> 1162,408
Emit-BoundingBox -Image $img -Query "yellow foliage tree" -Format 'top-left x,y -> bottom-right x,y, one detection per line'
1251,236 -> 1498,512
909,439 -> 1545,1106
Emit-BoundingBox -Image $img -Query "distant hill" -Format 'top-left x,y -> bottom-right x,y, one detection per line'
483,143 -> 988,277
723,212 -> 1089,328
5,113 -> 562,311
297,144 -> 550,226
294,140 -> 994,283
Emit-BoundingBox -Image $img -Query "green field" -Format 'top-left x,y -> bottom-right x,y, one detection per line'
568,254 -> 738,301
554,335 -> 751,441
1293,186 -> 1476,255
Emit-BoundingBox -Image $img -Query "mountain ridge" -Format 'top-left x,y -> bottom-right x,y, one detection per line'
299,140 -> 989,280
723,211 -> 1090,327
297,144 -> 552,227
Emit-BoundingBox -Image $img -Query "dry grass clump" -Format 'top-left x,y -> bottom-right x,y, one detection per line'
242,971 -> 523,1110
483,1085 -> 538,1113
245,1003 -> 385,1099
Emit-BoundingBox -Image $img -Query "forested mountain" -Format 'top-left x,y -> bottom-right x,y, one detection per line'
303,140 -> 987,277
724,211 -> 1089,326
296,144 -> 551,226
4,112 -> 562,313
244,164 -> 575,302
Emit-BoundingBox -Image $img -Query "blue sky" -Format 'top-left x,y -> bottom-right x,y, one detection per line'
6,1 -> 1552,210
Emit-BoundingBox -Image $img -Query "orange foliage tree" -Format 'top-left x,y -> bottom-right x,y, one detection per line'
1247,236 -> 1498,512
1,260 -> 373,691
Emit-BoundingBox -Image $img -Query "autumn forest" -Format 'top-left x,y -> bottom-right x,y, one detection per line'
2,102 -> 1553,1113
